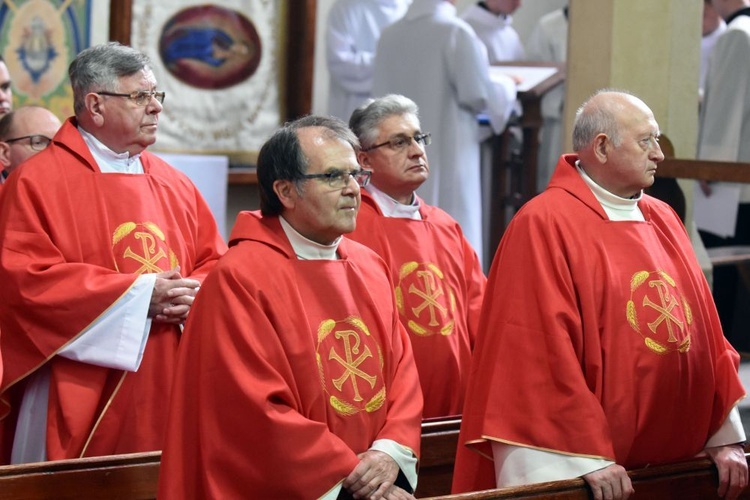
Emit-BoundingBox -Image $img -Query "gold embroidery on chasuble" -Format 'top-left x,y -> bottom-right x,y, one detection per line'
395,262 -> 456,337
111,222 -> 179,274
626,270 -> 692,354
316,316 -> 386,417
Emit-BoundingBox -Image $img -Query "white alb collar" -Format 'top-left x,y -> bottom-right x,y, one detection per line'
279,216 -> 342,260
576,161 -> 645,222
78,126 -> 143,174
365,184 -> 421,220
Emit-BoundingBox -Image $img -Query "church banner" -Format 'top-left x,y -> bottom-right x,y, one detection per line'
130,0 -> 285,163
0,0 -> 91,118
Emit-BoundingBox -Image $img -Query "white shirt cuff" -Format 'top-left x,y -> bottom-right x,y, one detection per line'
705,406 -> 746,448
491,441 -> 614,487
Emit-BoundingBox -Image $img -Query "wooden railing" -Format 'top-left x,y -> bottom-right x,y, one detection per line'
655,157 -> 750,267
0,451 -> 160,500
0,418 -> 745,499
0,418 -> 460,500
426,454 -> 750,499
656,158 -> 750,183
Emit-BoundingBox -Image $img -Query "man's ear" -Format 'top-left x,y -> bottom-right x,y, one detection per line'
84,93 -> 106,126
357,150 -> 372,169
273,179 -> 297,210
593,133 -> 610,162
0,141 -> 11,171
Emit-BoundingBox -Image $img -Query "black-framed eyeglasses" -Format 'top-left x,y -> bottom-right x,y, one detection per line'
5,134 -> 52,151
96,90 -> 166,106
362,132 -> 431,152
300,169 -> 371,188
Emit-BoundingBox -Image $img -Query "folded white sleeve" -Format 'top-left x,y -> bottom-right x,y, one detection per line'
58,273 -> 155,371
705,406 -> 746,448
491,441 -> 614,487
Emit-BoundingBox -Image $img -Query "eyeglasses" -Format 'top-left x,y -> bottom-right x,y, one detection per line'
5,134 -> 52,151
362,132 -> 431,152
300,169 -> 371,188
96,90 -> 166,106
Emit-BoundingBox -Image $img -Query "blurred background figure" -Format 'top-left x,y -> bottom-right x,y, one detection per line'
461,0 -> 525,63
0,106 -> 62,182
700,0 -> 727,101
0,56 -> 12,117
525,4 -> 568,191
326,0 -> 411,121
373,0 -> 517,265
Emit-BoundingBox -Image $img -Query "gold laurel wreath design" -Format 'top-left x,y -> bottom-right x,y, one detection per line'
316,317 -> 385,416
112,222 -> 137,245
628,270 -> 690,354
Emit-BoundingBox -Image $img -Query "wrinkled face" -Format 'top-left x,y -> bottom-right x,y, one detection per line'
605,99 -> 665,198
94,68 -> 162,156
0,62 -> 12,115
358,113 -> 429,204
285,127 -> 361,245
2,108 -> 62,173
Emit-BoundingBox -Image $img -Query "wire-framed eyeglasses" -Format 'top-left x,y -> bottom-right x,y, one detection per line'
96,90 -> 166,106
362,132 -> 431,152
300,169 -> 372,188
4,134 -> 52,151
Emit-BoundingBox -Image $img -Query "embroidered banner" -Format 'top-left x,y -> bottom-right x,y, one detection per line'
130,0 -> 284,162
0,0 -> 91,118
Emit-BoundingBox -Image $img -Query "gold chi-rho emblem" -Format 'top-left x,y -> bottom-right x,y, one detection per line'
316,316 -> 386,417
395,262 -> 456,337
112,222 -> 178,274
626,270 -> 692,354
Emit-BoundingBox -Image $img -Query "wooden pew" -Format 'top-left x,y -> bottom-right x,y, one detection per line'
0,425 -> 745,500
425,454 -> 750,499
417,417 -> 462,497
0,418 -> 461,500
0,451 -> 160,500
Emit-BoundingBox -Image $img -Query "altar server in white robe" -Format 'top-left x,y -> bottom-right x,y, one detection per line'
697,0 -> 750,345
461,0 -> 525,63
326,0 -> 411,121
526,6 -> 568,192
372,0 -> 516,262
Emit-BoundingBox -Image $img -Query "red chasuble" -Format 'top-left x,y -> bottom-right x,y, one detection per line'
0,118 -> 226,462
348,191 -> 485,417
158,212 -> 423,499
452,155 -> 746,492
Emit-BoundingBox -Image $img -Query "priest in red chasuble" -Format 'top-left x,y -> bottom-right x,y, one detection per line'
347,94 -> 485,418
159,116 -> 422,499
0,42 -> 226,464
453,90 -> 747,500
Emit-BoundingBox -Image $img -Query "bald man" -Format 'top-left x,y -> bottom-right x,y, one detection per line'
0,56 -> 11,116
454,90 -> 748,500
0,106 -> 62,180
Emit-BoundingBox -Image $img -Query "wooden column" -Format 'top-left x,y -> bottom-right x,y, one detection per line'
563,0 -> 702,159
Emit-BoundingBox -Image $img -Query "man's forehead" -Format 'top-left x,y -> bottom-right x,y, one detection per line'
13,108 -> 60,132
378,113 -> 420,135
300,130 -> 356,169
118,68 -> 157,88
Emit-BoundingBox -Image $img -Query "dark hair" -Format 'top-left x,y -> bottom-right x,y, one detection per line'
69,42 -> 151,114
258,115 -> 359,216
0,110 -> 15,141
